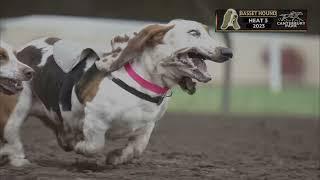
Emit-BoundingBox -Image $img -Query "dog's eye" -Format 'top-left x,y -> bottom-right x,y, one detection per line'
188,30 -> 201,37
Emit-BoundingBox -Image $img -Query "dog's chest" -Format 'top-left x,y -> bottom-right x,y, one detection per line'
106,105 -> 163,139
86,79 -> 168,137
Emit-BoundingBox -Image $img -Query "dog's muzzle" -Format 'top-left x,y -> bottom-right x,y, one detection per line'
213,47 -> 233,63
220,47 -> 233,59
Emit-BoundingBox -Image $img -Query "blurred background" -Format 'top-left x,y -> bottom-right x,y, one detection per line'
0,0 -> 318,117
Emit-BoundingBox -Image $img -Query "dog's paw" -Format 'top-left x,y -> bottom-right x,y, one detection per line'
105,148 -> 133,165
10,158 -> 30,167
74,141 -> 100,157
74,141 -> 92,156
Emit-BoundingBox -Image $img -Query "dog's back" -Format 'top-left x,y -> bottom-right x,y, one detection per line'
16,37 -> 98,113
16,38 -> 60,69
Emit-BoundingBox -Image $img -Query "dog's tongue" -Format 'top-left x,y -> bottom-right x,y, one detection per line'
179,77 -> 196,95
192,59 -> 211,82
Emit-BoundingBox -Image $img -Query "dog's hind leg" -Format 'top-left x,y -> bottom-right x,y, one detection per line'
106,122 -> 155,165
0,82 -> 32,167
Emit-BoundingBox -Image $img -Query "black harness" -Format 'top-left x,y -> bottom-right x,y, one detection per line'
109,75 -> 167,105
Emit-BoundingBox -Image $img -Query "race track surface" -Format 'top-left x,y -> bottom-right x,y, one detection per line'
0,113 -> 319,180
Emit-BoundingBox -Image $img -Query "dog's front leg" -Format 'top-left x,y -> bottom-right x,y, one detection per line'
74,112 -> 109,156
106,122 -> 155,165
0,85 -> 32,167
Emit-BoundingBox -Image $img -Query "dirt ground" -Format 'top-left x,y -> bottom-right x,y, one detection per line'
0,113 -> 319,180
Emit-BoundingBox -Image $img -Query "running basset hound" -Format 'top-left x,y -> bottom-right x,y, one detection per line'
0,20 -> 232,166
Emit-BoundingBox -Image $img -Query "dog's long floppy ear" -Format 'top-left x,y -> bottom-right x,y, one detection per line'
97,24 -> 174,72
129,24 -> 175,51
109,24 -> 174,52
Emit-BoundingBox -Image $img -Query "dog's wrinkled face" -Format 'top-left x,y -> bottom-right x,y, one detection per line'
144,20 -> 233,94
0,41 -> 34,95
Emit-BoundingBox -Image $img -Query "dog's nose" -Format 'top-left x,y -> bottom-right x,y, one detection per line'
220,48 -> 233,58
23,68 -> 35,80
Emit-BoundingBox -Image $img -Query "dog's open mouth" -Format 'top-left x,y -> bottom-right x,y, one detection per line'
176,49 -> 212,94
0,78 -> 23,95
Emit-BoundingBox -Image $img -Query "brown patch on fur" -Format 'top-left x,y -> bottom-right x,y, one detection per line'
16,46 -> 42,69
133,24 -> 174,48
0,47 -> 9,65
112,53 -> 119,58
45,37 -> 61,45
113,47 -> 122,53
81,75 -> 105,103
113,35 -> 129,43
0,94 -> 18,138
102,52 -> 112,58
76,65 -> 107,103
102,47 -> 122,59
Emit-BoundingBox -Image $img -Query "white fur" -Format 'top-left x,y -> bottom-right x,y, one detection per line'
0,41 -> 32,81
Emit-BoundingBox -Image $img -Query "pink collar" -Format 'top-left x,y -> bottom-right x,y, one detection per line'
124,63 -> 169,95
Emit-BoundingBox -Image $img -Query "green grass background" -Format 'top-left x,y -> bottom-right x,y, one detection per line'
168,86 -> 319,117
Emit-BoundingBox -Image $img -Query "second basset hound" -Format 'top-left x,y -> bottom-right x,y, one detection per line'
0,41 -> 34,167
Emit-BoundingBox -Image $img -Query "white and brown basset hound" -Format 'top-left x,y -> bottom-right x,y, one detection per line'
0,20 -> 232,167
0,41 -> 34,166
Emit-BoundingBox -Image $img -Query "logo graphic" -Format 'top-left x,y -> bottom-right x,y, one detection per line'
220,9 -> 240,30
279,11 -> 304,22
216,9 -> 307,32
277,11 -> 306,28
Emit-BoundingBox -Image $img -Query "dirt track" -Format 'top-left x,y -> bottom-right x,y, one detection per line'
0,113 -> 319,180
